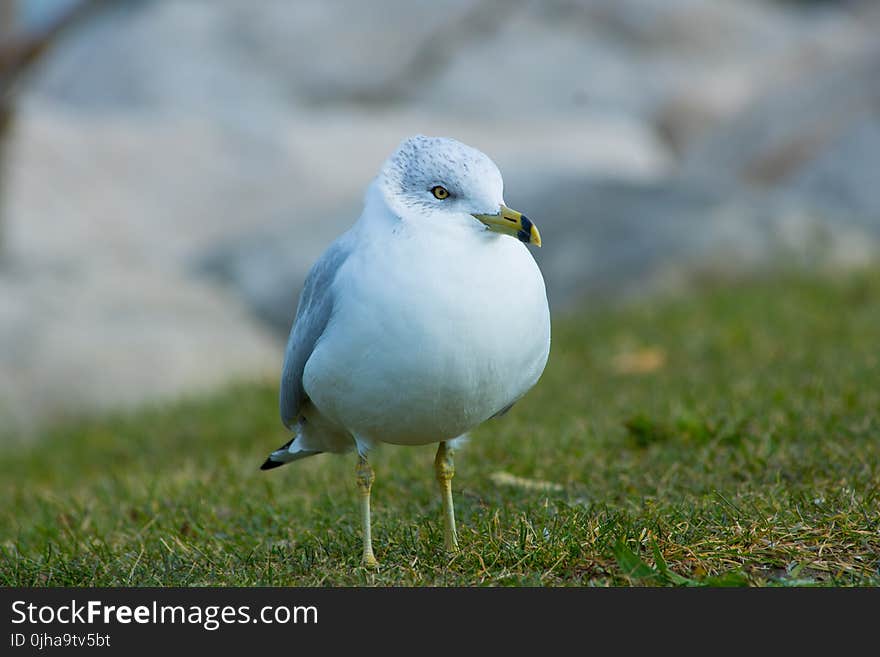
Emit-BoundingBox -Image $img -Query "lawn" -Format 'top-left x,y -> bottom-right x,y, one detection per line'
1,271 -> 879,586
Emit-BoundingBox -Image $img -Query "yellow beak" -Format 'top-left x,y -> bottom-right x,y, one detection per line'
472,205 -> 542,247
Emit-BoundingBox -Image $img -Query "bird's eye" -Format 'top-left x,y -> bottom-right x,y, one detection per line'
431,186 -> 450,200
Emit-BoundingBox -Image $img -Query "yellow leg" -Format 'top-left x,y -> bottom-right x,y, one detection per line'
355,456 -> 379,567
434,441 -> 459,552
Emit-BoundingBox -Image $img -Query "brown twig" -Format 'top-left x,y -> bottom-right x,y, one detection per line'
0,0 -> 105,101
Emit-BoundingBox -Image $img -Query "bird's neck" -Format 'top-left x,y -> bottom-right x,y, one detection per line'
357,180 -> 401,236
360,180 -> 484,245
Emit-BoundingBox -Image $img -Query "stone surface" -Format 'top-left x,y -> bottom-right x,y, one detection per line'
528,177 -> 879,311
783,116 -> 880,224
0,261 -> 280,431
682,44 -> 880,189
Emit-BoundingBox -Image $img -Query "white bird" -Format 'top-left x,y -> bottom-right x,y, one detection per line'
261,135 -> 550,566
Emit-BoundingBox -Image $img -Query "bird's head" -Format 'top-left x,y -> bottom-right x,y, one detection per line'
377,135 -> 541,247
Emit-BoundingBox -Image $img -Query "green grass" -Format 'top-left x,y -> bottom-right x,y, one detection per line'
2,271 -> 879,586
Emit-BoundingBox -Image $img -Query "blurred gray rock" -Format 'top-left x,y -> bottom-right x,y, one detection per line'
682,44 -> 880,192
650,2 -> 876,153
676,39 -> 880,258
529,177 -> 878,310
30,0 -> 537,114
0,259 -> 281,433
29,0 -> 866,126
784,116 -> 880,224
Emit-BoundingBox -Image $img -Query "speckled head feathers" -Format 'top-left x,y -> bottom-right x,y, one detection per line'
378,135 -> 504,220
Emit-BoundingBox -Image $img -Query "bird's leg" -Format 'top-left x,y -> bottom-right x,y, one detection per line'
355,455 -> 379,567
434,441 -> 459,552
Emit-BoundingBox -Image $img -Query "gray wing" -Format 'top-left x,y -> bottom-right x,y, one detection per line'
279,235 -> 352,429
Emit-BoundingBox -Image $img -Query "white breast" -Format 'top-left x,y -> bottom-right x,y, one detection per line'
303,214 -> 550,447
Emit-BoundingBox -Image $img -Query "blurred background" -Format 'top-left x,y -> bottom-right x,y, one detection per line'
1,0 -> 879,434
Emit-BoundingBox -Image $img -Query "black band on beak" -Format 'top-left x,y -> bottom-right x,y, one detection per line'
517,215 -> 534,244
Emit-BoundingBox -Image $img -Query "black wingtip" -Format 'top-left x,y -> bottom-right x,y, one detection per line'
260,458 -> 285,471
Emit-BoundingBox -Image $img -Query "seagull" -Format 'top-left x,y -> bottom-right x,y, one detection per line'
261,135 -> 550,566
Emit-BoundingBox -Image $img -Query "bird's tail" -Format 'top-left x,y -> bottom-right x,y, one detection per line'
260,436 -> 321,470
